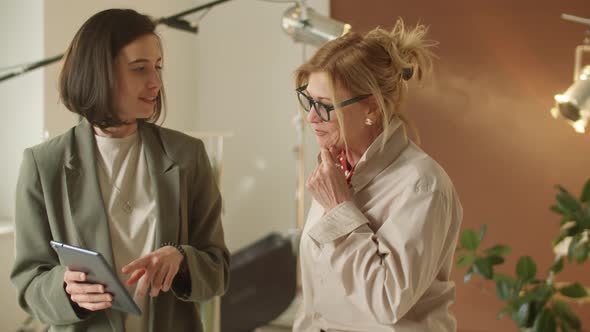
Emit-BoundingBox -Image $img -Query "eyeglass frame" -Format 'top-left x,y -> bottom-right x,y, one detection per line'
295,84 -> 371,122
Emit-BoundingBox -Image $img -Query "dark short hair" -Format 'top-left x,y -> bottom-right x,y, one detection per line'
59,9 -> 165,128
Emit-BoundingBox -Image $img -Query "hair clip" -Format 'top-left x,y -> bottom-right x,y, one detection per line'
402,67 -> 413,80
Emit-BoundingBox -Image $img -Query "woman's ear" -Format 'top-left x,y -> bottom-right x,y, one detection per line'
365,95 -> 380,122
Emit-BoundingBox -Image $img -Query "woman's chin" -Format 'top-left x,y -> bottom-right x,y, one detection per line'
316,137 -> 341,150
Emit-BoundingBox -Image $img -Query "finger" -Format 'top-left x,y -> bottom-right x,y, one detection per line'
319,148 -> 336,165
64,271 -> 86,283
78,301 -> 112,311
152,265 -> 168,290
150,286 -> 160,298
162,265 -> 179,292
135,270 -> 152,298
66,282 -> 105,295
126,268 -> 146,286
150,266 -> 168,297
122,255 -> 150,274
71,292 -> 113,304
306,168 -> 318,189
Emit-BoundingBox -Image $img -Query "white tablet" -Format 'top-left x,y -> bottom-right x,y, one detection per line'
50,241 -> 142,316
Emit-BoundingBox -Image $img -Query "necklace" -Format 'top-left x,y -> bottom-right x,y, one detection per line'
337,150 -> 356,186
97,157 -> 134,215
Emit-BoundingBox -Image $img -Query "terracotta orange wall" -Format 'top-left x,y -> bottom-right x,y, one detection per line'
331,1 -> 590,331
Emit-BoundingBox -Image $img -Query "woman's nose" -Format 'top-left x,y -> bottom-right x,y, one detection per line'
148,70 -> 162,90
306,104 -> 322,123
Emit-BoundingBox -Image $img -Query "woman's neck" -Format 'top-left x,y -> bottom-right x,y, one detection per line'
94,122 -> 138,138
345,127 -> 382,167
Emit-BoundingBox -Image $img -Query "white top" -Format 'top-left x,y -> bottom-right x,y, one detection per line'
294,119 -> 463,332
95,131 -> 157,332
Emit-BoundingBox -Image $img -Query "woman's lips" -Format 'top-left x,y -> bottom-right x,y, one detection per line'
314,129 -> 327,136
140,97 -> 156,105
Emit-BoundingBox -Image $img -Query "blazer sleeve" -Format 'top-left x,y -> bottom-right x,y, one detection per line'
306,181 -> 460,324
10,149 -> 89,324
173,140 -> 230,301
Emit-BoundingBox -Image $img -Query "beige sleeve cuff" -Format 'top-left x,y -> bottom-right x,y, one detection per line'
307,200 -> 369,244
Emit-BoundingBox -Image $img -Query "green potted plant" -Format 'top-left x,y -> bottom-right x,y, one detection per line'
456,180 -> 590,331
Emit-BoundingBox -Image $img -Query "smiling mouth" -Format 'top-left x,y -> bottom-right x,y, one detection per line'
140,97 -> 157,104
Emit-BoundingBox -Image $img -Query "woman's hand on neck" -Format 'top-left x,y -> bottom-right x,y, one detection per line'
94,121 -> 138,138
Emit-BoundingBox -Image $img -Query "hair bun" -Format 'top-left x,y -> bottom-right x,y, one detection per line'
369,18 -> 436,81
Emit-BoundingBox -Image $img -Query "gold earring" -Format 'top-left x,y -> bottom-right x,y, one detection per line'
365,118 -> 373,126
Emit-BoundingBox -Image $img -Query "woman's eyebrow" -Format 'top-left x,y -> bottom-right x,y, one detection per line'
127,57 -> 162,65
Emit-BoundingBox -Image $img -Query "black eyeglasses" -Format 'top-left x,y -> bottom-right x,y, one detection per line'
296,84 -> 371,122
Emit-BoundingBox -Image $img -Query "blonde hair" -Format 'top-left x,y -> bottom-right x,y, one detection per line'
295,19 -> 436,147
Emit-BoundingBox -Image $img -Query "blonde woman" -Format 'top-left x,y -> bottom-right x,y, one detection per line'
294,20 -> 463,331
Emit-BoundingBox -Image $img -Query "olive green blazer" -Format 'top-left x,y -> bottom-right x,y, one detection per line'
11,120 -> 230,332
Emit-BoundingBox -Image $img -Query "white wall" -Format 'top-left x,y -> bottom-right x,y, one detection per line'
0,1 -> 44,328
0,0 -> 44,220
192,0 -> 327,251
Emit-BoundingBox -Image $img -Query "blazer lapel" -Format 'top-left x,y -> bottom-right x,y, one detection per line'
64,120 -> 124,331
64,120 -> 115,266
139,122 -> 180,247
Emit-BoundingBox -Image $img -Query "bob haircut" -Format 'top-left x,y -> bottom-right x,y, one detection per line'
59,8 -> 165,128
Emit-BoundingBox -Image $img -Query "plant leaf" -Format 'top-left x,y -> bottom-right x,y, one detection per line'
528,284 -> 555,306
473,257 -> 493,279
550,256 -> 564,274
574,244 -> 589,264
553,300 -> 581,329
555,186 -> 582,215
580,178 -> 590,203
487,254 -> 505,266
567,235 -> 578,261
550,204 -> 567,216
516,256 -> 537,282
511,302 -> 530,327
549,204 -> 566,215
457,252 -> 476,268
484,244 -> 512,257
559,282 -> 588,298
496,278 -> 513,300
460,229 -> 480,251
532,308 -> 556,332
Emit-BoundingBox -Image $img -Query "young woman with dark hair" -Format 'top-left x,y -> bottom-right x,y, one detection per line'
11,9 -> 229,332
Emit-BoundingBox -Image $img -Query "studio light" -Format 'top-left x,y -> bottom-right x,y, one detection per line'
550,14 -> 590,133
551,65 -> 590,133
281,2 -> 351,47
